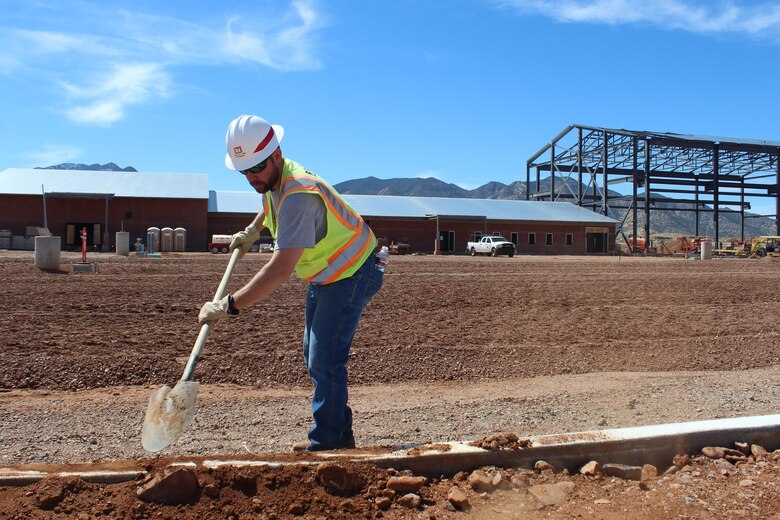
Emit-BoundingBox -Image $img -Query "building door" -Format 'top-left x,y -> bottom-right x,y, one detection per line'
586,232 -> 607,253
439,230 -> 455,252
66,223 -> 102,247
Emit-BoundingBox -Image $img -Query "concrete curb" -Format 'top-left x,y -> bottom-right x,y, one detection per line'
365,414 -> 780,476
1,414 -> 778,486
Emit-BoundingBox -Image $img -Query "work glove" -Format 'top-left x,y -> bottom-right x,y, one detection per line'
198,295 -> 238,325
229,224 -> 261,258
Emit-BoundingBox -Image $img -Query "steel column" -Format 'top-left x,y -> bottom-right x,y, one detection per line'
740,179 -> 745,241
577,127 -> 583,206
550,143 -> 555,201
777,150 -> 780,235
632,138 -> 638,252
602,130 -> 608,215
644,140 -> 651,253
695,177 -> 700,236
536,167 -> 540,199
526,162 -> 530,201
713,144 -> 719,246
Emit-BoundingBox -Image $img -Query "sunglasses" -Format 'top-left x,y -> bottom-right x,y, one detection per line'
240,157 -> 270,176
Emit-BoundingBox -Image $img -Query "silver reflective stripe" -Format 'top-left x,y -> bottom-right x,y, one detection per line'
280,175 -> 374,284
308,222 -> 374,284
280,176 -> 362,230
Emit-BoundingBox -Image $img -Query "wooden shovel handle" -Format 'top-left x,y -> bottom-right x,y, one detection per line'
181,247 -> 242,381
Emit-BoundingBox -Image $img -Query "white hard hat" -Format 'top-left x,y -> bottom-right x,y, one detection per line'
224,115 -> 285,171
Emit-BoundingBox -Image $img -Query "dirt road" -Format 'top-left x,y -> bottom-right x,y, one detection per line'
1,251 -> 779,518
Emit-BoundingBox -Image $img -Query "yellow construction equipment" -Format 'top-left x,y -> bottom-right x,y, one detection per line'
749,236 -> 780,258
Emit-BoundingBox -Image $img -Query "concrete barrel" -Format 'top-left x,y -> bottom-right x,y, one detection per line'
701,240 -> 712,260
34,236 -> 61,271
116,231 -> 130,256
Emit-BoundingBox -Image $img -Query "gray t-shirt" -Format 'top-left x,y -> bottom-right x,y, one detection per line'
268,191 -> 327,249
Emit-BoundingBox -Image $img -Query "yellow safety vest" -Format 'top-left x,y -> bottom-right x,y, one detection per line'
263,159 -> 377,284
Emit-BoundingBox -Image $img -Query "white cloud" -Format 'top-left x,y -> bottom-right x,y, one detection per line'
3,0 -> 325,124
62,63 -> 171,126
24,144 -> 83,167
495,0 -> 780,37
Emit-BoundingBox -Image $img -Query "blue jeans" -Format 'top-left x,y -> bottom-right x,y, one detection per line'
303,256 -> 383,451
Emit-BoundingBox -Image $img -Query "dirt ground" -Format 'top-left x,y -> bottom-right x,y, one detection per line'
1,251 -> 779,518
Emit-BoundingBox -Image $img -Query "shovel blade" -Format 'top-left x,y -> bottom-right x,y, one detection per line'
141,381 -> 200,452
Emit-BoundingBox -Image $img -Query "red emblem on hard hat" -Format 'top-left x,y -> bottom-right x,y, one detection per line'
234,146 -> 243,155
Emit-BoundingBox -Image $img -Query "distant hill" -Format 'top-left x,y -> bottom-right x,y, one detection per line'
334,176 -> 777,238
36,162 -> 137,172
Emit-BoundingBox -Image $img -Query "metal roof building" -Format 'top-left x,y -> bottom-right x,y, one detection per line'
206,192 -> 617,255
527,124 -> 780,250
0,168 -> 210,251
0,168 -> 209,199
0,168 -> 617,254
208,191 -> 616,224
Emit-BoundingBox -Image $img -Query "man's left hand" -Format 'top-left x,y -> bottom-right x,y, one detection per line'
198,295 -> 231,325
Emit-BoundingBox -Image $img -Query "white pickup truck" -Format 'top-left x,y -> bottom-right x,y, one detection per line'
466,236 -> 515,257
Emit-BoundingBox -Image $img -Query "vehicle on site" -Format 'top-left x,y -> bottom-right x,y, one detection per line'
749,236 -> 780,257
676,236 -> 711,255
467,236 -> 515,257
626,236 -> 654,254
208,234 -> 233,254
712,237 -> 752,257
209,234 -> 273,253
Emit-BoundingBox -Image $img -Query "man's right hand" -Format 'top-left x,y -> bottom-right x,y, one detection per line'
230,224 -> 261,257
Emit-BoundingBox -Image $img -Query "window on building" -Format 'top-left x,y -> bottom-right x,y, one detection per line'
528,233 -> 536,245
125,211 -> 133,219
493,231 -> 502,236
510,232 -> 518,244
546,233 -> 553,245
474,231 -> 483,241
566,233 -> 573,245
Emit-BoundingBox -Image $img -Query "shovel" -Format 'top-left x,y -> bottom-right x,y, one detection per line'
141,247 -> 241,452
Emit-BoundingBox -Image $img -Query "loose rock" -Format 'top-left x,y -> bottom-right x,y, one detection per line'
529,484 -> 568,506
603,463 -> 642,481
534,460 -> 553,472
580,460 -> 602,476
641,464 -> 658,481
447,487 -> 469,509
467,469 -> 495,492
397,493 -> 421,509
315,462 -> 367,497
136,467 -> 200,505
387,475 -> 427,493
375,496 -> 391,510
751,444 -> 768,458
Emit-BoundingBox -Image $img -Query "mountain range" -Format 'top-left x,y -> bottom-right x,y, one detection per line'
40,163 -> 776,238
333,176 -> 777,239
37,162 -> 137,172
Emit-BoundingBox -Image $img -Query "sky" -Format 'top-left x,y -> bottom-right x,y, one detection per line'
1,0 -> 779,216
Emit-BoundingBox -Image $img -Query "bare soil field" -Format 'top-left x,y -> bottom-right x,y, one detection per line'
1,251 -> 779,518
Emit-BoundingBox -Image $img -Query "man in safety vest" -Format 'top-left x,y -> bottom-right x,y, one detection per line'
198,114 -> 384,452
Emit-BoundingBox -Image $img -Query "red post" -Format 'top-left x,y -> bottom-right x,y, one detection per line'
81,226 -> 87,263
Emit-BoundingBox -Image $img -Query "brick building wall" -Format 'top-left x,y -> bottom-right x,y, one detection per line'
0,194 -> 208,251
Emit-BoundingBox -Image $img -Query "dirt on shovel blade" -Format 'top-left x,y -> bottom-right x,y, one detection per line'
141,381 -> 199,452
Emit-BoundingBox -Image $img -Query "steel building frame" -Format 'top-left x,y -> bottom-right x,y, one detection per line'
526,125 -> 780,251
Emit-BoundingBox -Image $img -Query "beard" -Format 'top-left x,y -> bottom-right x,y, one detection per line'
250,168 -> 280,194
